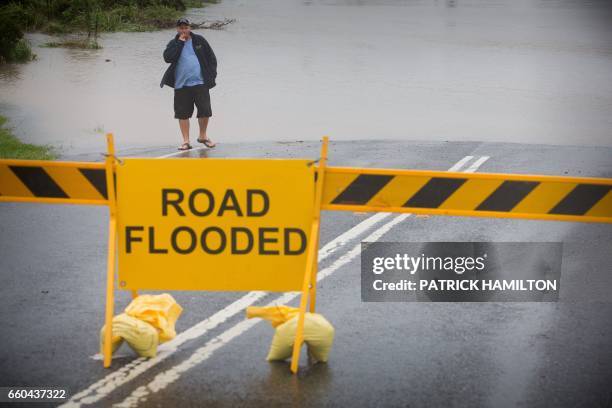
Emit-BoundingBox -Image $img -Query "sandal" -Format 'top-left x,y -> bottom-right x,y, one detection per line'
197,137 -> 216,148
178,142 -> 192,151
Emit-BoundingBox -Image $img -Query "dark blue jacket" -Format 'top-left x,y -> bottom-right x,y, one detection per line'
160,32 -> 217,89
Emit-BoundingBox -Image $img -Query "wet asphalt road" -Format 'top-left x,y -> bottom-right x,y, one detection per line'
1,139 -> 612,407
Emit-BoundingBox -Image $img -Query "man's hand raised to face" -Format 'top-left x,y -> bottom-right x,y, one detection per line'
179,32 -> 189,42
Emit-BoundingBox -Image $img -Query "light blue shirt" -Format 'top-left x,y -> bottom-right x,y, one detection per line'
175,38 -> 204,89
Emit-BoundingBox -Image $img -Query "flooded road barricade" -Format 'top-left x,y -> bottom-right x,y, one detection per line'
1,133 -> 611,374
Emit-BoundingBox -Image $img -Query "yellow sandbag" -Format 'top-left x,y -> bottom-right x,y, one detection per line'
124,294 -> 183,343
266,313 -> 335,363
246,305 -> 300,328
100,313 -> 159,358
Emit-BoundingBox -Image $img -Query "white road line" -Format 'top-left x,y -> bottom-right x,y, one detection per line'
449,155 -> 474,172
64,153 -> 482,407
465,156 -> 489,173
157,147 -> 209,158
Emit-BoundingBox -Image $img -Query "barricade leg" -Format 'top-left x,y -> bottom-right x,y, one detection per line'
103,218 -> 116,368
103,133 -> 118,368
290,136 -> 328,374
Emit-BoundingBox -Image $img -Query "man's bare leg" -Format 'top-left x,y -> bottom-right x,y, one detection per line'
179,119 -> 190,144
197,117 -> 216,147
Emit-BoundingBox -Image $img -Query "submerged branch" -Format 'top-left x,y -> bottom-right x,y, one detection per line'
191,18 -> 236,30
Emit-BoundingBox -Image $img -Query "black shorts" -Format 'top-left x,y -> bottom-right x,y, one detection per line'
173,84 -> 212,119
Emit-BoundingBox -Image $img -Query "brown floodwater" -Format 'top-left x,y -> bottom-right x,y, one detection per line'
1,0 -> 612,154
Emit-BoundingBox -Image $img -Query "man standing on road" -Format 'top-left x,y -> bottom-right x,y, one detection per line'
160,17 -> 217,151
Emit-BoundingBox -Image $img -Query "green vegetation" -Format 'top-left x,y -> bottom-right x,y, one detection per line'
41,40 -> 102,49
0,115 -> 57,160
7,38 -> 36,61
0,0 -> 213,56
0,4 -> 36,63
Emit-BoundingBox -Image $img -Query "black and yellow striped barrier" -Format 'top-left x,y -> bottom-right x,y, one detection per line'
0,159 -> 108,205
1,159 -> 611,223
322,167 -> 612,223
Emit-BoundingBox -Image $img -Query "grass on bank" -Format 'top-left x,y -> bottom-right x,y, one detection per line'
2,38 -> 36,63
41,39 -> 102,49
0,116 -> 57,160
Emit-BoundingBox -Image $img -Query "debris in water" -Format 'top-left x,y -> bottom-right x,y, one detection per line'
191,18 -> 236,30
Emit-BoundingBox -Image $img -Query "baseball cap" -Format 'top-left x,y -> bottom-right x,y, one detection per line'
176,18 -> 190,26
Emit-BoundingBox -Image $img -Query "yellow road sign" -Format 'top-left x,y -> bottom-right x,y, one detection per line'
321,167 -> 612,223
116,158 -> 315,291
0,159 -> 108,205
